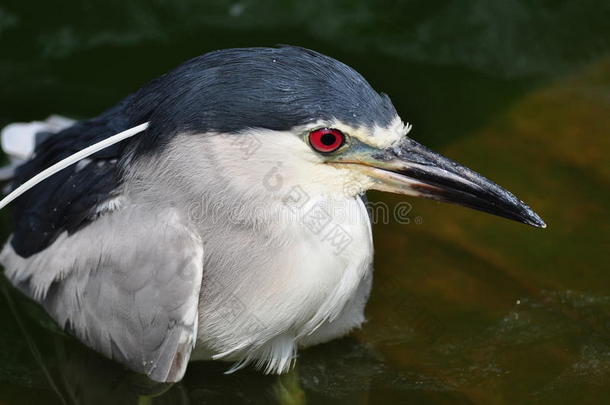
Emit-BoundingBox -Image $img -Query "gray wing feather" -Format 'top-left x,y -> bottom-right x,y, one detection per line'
1,205 -> 204,382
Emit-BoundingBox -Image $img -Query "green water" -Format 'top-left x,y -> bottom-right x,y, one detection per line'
1,1 -> 609,404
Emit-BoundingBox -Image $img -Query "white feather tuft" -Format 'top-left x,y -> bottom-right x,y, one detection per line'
1,115 -> 75,160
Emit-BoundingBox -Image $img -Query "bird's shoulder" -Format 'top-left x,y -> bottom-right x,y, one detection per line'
9,99 -> 137,258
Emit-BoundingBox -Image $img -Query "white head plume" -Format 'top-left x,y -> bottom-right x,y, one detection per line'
0,122 -> 149,210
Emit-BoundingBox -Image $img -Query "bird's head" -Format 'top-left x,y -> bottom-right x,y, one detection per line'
135,46 -> 544,228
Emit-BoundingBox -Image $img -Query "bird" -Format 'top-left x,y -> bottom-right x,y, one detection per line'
0,46 -> 545,383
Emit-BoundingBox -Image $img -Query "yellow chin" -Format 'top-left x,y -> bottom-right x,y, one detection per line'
328,163 -> 426,197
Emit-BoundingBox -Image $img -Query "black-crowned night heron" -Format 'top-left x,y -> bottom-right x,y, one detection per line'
0,46 -> 545,382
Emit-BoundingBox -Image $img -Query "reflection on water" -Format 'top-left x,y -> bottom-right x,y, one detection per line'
1,0 -> 609,404
3,278 -> 609,404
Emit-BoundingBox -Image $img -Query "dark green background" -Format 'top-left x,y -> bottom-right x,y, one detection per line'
1,1 -> 609,404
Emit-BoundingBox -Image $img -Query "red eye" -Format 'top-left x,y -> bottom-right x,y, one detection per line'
308,128 -> 345,153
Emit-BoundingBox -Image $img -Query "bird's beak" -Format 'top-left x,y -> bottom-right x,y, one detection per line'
333,137 -> 546,228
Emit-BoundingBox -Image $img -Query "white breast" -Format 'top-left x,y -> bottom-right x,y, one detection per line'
192,194 -> 373,373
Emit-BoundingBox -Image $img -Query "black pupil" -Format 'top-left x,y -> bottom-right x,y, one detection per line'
321,132 -> 337,146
